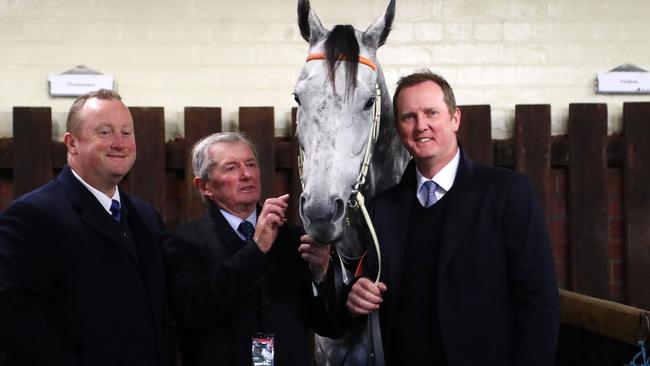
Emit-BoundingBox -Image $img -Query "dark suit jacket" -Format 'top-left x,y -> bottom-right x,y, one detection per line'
0,166 -> 168,366
163,201 -> 340,366
363,149 -> 559,366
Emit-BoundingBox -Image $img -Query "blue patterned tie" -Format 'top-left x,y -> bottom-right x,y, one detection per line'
110,199 -> 121,222
422,181 -> 438,208
237,220 -> 255,241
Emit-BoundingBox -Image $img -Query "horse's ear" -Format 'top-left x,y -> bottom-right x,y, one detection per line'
298,0 -> 326,44
362,0 -> 395,48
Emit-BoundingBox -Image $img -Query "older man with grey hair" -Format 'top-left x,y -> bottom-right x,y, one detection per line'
163,132 -> 341,366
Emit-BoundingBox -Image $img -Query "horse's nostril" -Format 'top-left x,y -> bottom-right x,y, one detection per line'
299,194 -> 310,225
332,198 -> 346,223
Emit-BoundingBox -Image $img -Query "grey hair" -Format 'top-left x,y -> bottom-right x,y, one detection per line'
191,132 -> 259,180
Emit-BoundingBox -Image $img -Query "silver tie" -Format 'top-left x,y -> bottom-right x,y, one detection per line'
422,180 -> 438,208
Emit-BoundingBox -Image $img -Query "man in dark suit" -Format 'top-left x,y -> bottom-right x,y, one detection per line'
346,70 -> 560,365
163,132 -> 341,366
0,90 -> 168,366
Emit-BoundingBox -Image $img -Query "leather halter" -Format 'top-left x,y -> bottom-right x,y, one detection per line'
297,52 -> 383,284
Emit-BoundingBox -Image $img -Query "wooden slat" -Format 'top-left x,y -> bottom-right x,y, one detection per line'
560,289 -> 649,345
12,107 -> 52,197
183,107 -> 222,222
128,107 -> 166,215
239,107 -> 275,201
623,102 -> 650,309
457,105 -> 493,165
514,104 -> 551,212
568,103 -> 609,298
289,108 -> 301,225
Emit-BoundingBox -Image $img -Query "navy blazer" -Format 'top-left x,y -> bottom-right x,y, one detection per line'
0,166 -> 168,366
363,149 -> 559,366
163,201 -> 341,366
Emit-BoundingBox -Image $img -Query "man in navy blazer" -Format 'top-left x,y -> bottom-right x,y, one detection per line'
163,132 -> 341,366
0,90 -> 168,366
346,71 -> 559,365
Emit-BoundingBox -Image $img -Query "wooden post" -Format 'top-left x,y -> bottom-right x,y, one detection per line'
12,107 -> 53,197
239,107 -> 275,201
623,102 -> 650,309
514,104 -> 551,213
289,107 -> 301,225
567,104 -> 609,299
128,107 -> 166,216
183,107 -> 222,221
457,105 -> 493,165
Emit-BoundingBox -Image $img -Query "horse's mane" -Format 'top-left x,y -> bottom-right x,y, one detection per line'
325,24 -> 359,97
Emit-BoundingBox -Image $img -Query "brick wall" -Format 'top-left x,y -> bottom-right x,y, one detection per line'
1,0 -> 649,140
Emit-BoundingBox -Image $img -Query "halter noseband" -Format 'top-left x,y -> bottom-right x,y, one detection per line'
298,52 -> 383,284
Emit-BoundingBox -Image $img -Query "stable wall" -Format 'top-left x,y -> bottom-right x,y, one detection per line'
0,0 -> 649,140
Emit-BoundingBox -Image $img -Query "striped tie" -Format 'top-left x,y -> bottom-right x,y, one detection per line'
422,180 -> 438,208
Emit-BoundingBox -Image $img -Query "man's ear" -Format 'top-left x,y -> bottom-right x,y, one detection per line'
63,132 -> 78,155
193,176 -> 209,198
452,107 -> 461,132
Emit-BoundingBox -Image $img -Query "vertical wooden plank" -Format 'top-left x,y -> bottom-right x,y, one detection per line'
623,102 -> 650,309
457,105 -> 493,165
289,107 -> 301,225
239,107 -> 275,201
568,103 -> 609,298
514,104 -> 551,213
12,107 -> 52,197
183,107 -> 222,221
128,107 -> 166,216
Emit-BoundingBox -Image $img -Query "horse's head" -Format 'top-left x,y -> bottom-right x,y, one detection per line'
294,0 -> 395,244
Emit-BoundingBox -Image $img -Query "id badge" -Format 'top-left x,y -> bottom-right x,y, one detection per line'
252,333 -> 274,366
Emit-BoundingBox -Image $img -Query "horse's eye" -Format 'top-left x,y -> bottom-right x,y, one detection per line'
363,97 -> 376,110
293,93 -> 301,106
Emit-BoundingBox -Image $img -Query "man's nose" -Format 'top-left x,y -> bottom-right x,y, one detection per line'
414,114 -> 427,131
240,164 -> 253,178
111,133 -> 128,148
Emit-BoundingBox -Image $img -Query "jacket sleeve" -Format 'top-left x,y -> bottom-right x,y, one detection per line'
305,246 -> 347,339
162,227 -> 272,330
0,200 -> 80,365
504,175 -> 560,366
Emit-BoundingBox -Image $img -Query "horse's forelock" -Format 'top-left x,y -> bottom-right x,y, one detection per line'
325,24 -> 359,97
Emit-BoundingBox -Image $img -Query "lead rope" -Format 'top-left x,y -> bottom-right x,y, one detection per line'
349,83 -> 382,284
627,313 -> 650,366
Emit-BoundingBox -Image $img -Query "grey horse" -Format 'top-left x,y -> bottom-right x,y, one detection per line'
294,0 -> 409,363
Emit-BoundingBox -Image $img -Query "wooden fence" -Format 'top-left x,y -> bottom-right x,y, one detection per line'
3,102 -> 650,365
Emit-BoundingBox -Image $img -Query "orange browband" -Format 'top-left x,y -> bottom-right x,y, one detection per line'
306,52 -> 377,72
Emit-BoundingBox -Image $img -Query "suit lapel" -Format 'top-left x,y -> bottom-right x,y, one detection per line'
58,166 -> 142,267
438,150 -> 479,275
382,162 -> 417,337
121,194 -> 154,271
202,201 -> 247,256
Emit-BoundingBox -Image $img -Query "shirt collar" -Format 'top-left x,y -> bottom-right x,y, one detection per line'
415,148 -> 460,194
220,208 -> 258,240
70,168 -> 120,215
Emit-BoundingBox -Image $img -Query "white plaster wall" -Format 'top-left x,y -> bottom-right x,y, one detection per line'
0,0 -> 648,140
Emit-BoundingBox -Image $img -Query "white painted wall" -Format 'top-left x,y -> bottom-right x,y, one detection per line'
0,0 -> 648,140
